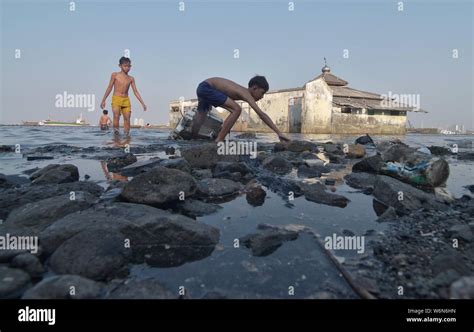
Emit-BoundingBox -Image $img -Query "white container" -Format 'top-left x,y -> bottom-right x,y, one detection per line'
170,108 -> 223,140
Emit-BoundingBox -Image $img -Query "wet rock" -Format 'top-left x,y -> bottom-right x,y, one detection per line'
104,279 -> 175,299
191,169 -> 213,179
22,167 -> 40,175
0,181 -> 104,220
447,224 -> 473,242
450,277 -> 474,299
302,183 -> 349,208
372,199 -> 389,216
165,146 -> 176,155
322,143 -> 343,155
30,144 -> 82,155
10,253 -> 44,279
235,132 -> 256,139
0,266 -> 31,298
99,186 -> 124,202
355,134 -> 375,145
49,228 -> 130,281
121,166 -> 197,206
342,229 -> 355,236
22,275 -> 103,299
425,159 -> 450,187
0,145 -> 15,152
1,174 -> 30,188
431,249 -> 470,276
352,155 -> 384,173
3,191 -> 97,233
372,175 -> 446,214
120,158 -> 162,176
240,229 -> 299,256
346,144 -> 366,159
213,161 -> 252,177
344,172 -> 377,190
256,151 -> 272,163
326,152 -> 345,164
26,155 -> 54,161
159,158 -> 191,173
181,143 -> 238,169
325,178 -> 336,186
376,206 -> 398,222
177,199 -> 222,217
286,140 -> 317,153
304,159 -> 332,173
197,178 -> 242,197
381,144 -> 421,164
262,156 -> 292,175
245,183 -> 267,206
30,164 -> 79,185
457,152 -> 474,161
464,185 -> 474,193
0,250 -> 25,263
273,142 -> 287,152
428,146 -> 451,156
40,203 -> 220,267
300,151 -> 319,160
106,153 -> 138,172
297,165 -> 321,178
258,176 -> 304,198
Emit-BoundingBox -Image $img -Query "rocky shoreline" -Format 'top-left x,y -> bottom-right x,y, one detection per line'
0,136 -> 473,299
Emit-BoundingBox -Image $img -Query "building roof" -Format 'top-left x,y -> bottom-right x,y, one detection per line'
330,86 -> 382,99
313,72 -> 349,86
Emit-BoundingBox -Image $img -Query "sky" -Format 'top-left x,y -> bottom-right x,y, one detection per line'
1,0 -> 473,129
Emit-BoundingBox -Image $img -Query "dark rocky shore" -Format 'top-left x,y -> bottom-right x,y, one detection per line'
0,136 -> 473,299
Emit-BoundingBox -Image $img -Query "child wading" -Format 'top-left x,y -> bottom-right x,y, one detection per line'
100,57 -> 147,136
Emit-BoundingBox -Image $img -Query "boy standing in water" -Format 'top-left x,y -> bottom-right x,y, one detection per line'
192,76 -> 290,142
100,57 -> 147,135
98,110 -> 112,130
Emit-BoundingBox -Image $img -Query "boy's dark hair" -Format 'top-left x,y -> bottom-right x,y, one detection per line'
248,75 -> 269,92
119,56 -> 131,65
103,110 -> 108,115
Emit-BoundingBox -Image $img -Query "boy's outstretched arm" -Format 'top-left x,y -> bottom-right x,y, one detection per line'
246,98 -> 290,142
100,73 -> 116,109
131,77 -> 147,111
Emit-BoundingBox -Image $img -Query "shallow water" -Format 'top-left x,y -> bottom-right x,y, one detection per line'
1,126 -> 473,298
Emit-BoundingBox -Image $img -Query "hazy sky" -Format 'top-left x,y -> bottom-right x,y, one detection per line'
1,0 -> 473,129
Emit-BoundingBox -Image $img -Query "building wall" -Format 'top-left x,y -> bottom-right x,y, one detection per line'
301,78 -> 333,133
232,90 -> 304,132
331,111 -> 407,134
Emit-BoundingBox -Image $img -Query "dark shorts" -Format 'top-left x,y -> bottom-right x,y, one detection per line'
100,124 -> 109,130
196,81 -> 228,113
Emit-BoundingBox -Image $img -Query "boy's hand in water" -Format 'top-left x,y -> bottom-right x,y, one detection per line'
278,133 -> 290,142
100,101 -> 106,110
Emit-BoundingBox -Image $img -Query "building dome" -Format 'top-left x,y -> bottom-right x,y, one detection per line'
322,65 -> 331,73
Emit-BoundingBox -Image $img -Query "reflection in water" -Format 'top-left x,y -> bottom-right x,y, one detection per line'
111,134 -> 132,148
100,160 -> 128,183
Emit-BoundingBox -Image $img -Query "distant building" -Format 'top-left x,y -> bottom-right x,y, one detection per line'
169,63 -> 425,134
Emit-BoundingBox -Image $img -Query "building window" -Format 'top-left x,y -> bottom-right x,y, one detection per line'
367,110 -> 375,116
390,111 -> 406,116
341,107 -> 351,114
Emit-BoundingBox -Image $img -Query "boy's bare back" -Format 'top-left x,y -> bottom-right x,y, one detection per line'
99,115 -> 110,125
205,77 -> 250,102
111,72 -> 133,97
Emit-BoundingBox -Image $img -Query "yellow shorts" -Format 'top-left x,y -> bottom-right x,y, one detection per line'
112,95 -> 131,114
